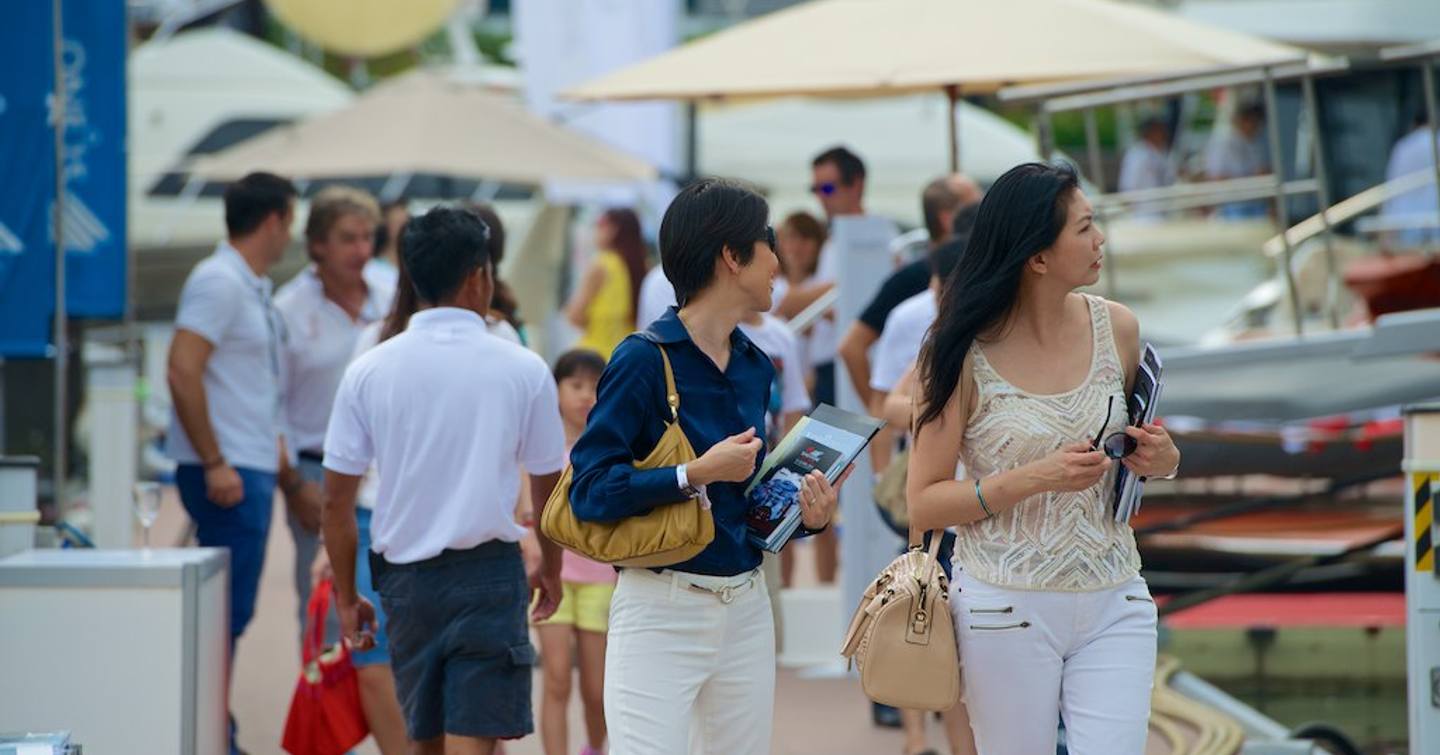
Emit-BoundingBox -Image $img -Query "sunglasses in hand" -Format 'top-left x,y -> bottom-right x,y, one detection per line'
1092,395 -> 1138,460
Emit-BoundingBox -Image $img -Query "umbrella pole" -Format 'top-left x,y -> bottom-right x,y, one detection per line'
51,0 -> 69,516
946,85 -> 960,173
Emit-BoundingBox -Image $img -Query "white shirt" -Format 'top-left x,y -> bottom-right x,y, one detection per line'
166,243 -> 285,473
347,313 -> 529,512
1382,126 -> 1440,246
274,266 -> 395,454
324,308 -> 567,563
738,313 -> 811,419
1205,129 -> 1269,219
637,265 -> 676,329
1118,140 -> 1177,221
870,290 -> 936,393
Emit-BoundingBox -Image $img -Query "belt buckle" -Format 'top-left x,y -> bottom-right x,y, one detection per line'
717,585 -> 736,604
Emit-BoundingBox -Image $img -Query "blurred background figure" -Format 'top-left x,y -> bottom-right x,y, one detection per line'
1381,111 -> 1440,249
1118,116 -> 1177,222
275,184 -> 390,640
470,203 -> 527,343
565,208 -> 650,358
1206,102 -> 1270,219
370,198 -> 410,289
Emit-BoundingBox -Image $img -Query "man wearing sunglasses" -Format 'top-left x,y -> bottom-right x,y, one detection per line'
773,146 -> 870,409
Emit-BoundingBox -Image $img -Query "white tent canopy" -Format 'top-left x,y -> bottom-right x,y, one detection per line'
567,0 -> 1305,101
188,69 -> 657,185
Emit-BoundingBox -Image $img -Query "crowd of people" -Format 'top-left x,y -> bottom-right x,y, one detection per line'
164,138 -> 1180,755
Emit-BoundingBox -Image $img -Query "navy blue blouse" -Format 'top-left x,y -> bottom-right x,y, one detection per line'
568,307 -> 777,577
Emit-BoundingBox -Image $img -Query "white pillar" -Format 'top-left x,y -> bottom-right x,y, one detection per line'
1404,403 -> 1440,754
0,456 -> 40,558
830,216 -> 904,633
86,358 -> 137,549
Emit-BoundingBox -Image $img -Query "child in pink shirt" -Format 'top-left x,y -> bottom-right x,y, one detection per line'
536,349 -> 613,755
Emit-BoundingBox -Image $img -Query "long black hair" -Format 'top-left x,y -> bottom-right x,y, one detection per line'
913,162 -> 1081,433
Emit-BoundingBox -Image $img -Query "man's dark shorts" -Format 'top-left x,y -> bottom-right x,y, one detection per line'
371,541 -> 535,741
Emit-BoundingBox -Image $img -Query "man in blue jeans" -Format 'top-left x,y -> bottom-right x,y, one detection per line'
165,171 -> 302,755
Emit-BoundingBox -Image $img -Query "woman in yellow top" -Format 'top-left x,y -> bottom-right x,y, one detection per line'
566,208 -> 650,358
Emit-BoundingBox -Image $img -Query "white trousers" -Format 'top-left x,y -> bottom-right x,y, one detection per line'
952,572 -> 1158,755
605,567 -> 775,755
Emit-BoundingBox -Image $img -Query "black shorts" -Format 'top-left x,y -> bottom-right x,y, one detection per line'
371,542 -> 535,741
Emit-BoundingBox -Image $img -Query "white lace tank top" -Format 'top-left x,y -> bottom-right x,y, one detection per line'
954,294 -> 1142,591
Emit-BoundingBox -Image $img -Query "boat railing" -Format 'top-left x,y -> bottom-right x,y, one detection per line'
1260,169 -> 1438,259
1000,57 -> 1352,335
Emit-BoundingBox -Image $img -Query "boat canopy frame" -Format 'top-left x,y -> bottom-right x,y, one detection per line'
999,57 -> 1352,334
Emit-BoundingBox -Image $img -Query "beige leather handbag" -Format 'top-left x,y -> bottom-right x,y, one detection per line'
839,533 -> 960,711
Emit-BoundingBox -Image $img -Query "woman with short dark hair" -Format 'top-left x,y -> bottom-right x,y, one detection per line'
907,163 -> 1180,755
568,178 -> 849,754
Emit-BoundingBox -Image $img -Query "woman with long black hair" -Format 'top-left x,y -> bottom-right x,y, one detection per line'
906,162 -> 1179,755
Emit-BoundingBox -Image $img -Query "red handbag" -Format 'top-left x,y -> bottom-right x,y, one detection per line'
282,578 -> 370,755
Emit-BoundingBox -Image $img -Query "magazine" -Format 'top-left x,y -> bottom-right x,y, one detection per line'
744,404 -> 885,552
1114,343 -> 1165,524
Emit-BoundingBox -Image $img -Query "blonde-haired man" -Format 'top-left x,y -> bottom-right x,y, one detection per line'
275,184 -> 405,752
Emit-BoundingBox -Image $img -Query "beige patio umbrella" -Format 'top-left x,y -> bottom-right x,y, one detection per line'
565,0 -> 1305,168
188,69 -> 657,184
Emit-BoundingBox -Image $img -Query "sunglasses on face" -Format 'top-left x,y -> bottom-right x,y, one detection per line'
1092,395 -> 1138,460
809,182 -> 838,196
765,225 -> 777,249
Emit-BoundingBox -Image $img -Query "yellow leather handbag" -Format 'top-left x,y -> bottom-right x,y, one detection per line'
539,344 -> 715,568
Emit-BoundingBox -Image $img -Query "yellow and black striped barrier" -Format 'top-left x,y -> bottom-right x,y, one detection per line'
1416,472 -> 1437,574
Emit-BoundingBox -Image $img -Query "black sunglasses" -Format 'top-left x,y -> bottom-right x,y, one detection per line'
1092,395 -> 1138,460
809,182 -> 837,196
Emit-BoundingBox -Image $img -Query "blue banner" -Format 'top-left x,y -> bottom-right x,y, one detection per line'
0,1 -> 127,357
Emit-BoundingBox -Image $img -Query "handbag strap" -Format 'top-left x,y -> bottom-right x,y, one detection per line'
916,530 -> 944,585
302,578 -> 333,664
657,344 -> 680,421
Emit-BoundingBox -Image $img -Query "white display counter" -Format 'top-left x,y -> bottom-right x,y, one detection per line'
0,548 -> 229,755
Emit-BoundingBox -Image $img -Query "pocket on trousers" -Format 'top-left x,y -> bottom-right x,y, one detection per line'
507,642 -> 538,669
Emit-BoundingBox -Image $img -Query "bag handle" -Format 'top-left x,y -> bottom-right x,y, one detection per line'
914,530 -> 944,586
302,578 -> 334,665
657,344 -> 680,421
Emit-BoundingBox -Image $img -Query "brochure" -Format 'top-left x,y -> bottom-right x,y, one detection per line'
744,404 -> 884,552
1114,343 -> 1165,523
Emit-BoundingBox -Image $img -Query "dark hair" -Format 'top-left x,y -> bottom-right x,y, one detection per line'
554,348 -> 606,383
467,203 -> 522,330
380,237 -> 417,343
224,171 -> 297,237
659,178 -> 771,307
921,176 -> 963,241
601,208 -> 649,326
400,206 -> 492,305
812,145 -> 866,185
914,162 -> 1081,433
375,199 -> 409,254
779,211 -> 827,278
951,202 -> 981,238
929,234 -> 969,282
1238,102 -> 1265,122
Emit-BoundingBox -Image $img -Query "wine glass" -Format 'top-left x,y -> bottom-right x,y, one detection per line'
133,481 -> 163,551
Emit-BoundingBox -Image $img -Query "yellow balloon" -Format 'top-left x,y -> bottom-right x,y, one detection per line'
264,0 -> 459,58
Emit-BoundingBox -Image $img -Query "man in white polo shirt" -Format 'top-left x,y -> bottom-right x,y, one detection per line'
274,185 -> 392,633
165,171 -> 297,755
321,206 -> 567,754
